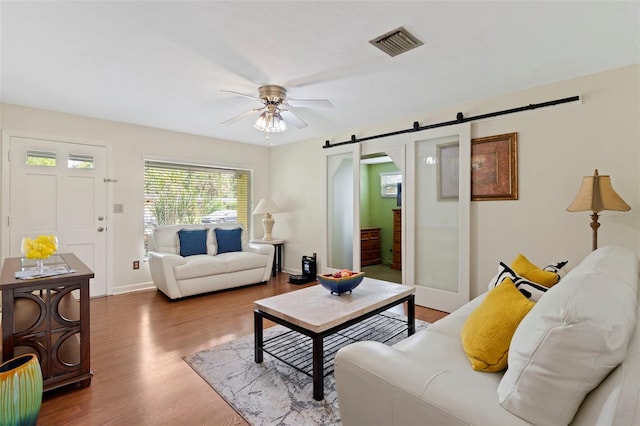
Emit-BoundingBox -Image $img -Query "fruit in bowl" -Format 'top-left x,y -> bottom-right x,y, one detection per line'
317,269 -> 365,295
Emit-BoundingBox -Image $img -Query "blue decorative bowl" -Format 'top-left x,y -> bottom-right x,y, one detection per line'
317,272 -> 365,295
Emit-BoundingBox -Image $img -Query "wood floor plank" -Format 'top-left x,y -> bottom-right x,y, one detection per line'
34,274 -> 447,425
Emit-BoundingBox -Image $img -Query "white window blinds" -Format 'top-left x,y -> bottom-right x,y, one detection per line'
143,160 -> 251,249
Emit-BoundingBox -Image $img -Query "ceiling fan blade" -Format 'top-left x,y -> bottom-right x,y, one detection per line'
284,57 -> 384,88
219,108 -> 263,126
287,98 -> 333,108
220,89 -> 262,102
280,109 -> 308,129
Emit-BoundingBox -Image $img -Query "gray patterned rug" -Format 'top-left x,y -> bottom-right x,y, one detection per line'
184,314 -> 429,426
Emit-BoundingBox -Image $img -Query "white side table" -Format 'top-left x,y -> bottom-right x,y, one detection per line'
250,239 -> 284,277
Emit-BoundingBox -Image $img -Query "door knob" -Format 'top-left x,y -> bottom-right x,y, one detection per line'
98,216 -> 104,221
97,227 -> 104,232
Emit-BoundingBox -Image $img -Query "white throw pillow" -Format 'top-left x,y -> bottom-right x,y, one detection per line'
497,247 -> 638,425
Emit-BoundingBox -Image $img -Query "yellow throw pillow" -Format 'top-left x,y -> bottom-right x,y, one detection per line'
511,254 -> 560,287
461,278 -> 535,372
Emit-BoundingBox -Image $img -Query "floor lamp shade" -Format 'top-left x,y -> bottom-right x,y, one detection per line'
567,169 -> 630,251
253,198 -> 282,241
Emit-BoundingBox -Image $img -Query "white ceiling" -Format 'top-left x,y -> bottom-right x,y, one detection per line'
1,1 -> 638,147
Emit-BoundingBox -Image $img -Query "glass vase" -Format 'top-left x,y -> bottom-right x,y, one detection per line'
21,235 -> 58,274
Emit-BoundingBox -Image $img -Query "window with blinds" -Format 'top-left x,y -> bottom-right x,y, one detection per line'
144,160 -> 251,252
26,149 -> 56,166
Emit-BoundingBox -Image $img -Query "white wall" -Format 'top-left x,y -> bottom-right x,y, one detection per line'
1,64 -> 637,303
272,64 -> 640,300
0,105 -> 271,294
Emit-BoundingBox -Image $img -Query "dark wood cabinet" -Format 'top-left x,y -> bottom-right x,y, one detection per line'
391,209 -> 402,270
1,253 -> 94,391
361,227 -> 381,266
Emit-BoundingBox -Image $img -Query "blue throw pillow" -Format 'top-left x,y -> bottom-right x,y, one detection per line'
177,229 -> 208,257
215,227 -> 243,254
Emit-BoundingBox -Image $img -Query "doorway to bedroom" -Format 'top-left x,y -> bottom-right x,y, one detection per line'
360,153 -> 402,284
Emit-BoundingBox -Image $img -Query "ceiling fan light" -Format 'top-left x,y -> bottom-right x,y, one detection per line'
254,111 -> 287,133
253,111 -> 269,132
270,112 -> 287,132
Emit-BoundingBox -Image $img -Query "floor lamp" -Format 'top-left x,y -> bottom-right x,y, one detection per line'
567,169 -> 630,251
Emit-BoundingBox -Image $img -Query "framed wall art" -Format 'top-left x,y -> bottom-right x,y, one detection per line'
437,142 -> 460,200
471,132 -> 518,201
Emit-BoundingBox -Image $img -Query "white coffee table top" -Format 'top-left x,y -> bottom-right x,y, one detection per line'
254,278 -> 415,333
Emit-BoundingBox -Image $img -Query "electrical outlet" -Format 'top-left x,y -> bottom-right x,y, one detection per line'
133,260 -> 140,270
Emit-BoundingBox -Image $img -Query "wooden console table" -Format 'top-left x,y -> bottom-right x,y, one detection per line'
1,253 -> 94,391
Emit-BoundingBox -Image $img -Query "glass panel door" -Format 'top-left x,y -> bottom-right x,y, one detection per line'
406,124 -> 470,312
325,144 -> 360,271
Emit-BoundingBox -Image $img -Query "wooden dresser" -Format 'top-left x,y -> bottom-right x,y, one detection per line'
391,209 -> 402,270
361,227 -> 381,266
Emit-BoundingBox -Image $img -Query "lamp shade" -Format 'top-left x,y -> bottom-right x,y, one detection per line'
254,111 -> 287,133
567,169 -> 630,213
253,198 -> 281,215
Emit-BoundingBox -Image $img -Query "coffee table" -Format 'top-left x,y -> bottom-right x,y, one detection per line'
254,278 -> 415,400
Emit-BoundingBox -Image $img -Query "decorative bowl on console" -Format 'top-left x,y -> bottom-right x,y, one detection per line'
317,271 -> 365,295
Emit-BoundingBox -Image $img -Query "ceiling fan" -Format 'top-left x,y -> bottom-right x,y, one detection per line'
220,85 -> 332,133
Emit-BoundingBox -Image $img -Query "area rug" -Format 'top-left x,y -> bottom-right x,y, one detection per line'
184,314 -> 430,426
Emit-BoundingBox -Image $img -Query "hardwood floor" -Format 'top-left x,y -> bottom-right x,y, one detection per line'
35,274 -> 448,425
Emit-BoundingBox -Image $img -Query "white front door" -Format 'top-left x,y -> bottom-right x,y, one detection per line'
7,136 -> 108,297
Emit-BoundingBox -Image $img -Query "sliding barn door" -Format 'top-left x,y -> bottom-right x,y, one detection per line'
405,124 -> 471,312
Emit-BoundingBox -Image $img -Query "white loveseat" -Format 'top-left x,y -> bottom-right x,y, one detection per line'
335,246 -> 640,425
148,223 -> 274,300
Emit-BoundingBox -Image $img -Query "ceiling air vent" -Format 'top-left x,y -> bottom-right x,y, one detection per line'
369,26 -> 423,57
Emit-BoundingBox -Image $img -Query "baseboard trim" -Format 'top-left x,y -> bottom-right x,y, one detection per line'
112,282 -> 156,295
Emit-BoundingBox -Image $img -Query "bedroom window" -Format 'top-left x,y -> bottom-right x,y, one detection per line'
143,160 -> 251,253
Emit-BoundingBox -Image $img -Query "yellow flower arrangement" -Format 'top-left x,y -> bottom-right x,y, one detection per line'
21,235 -> 58,260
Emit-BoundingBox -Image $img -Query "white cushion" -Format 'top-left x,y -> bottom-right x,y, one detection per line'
497,246 -> 639,426
150,223 -> 252,256
174,255 -> 228,280
219,252 -> 269,273
174,252 -> 268,281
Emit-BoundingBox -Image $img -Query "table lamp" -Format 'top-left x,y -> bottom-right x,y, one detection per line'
567,169 -> 630,251
253,198 -> 281,241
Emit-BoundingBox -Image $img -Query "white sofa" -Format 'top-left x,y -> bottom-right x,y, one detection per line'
148,223 -> 274,300
335,246 -> 640,425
